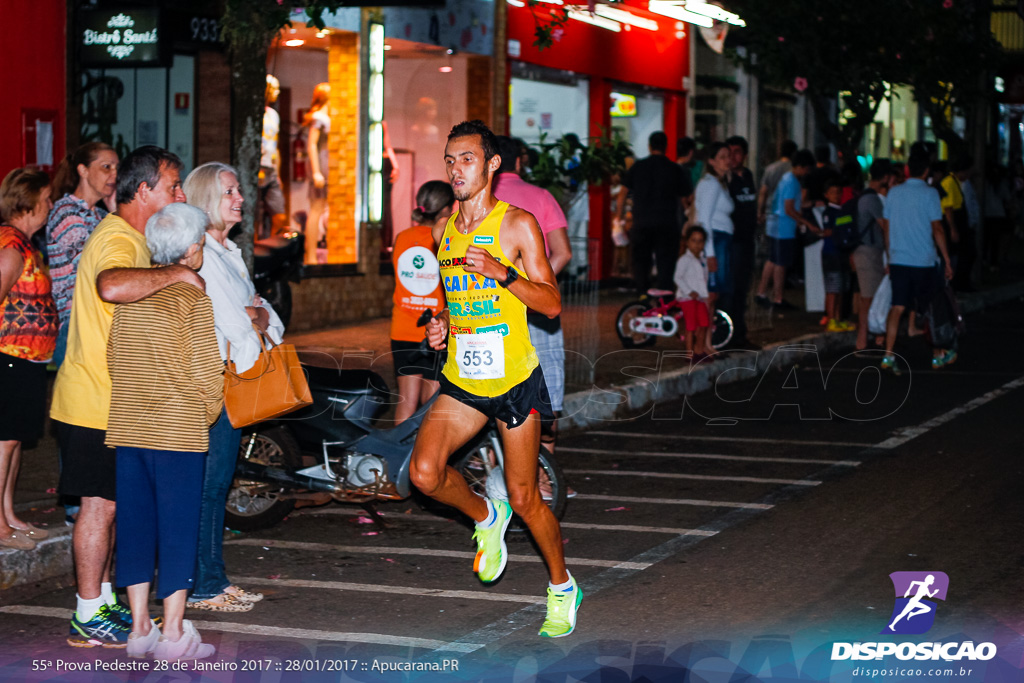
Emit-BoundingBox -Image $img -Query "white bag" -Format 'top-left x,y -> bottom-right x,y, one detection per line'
868,274 -> 891,335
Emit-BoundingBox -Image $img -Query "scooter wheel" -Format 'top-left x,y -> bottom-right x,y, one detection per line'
453,443 -> 568,530
226,426 -> 302,532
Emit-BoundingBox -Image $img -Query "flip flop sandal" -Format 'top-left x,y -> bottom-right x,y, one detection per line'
186,594 -> 253,612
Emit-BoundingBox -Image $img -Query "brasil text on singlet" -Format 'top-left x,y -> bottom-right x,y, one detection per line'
437,201 -> 538,397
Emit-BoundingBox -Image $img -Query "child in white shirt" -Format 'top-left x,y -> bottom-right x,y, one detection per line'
673,226 -> 710,358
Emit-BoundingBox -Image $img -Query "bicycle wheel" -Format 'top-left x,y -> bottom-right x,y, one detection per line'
711,309 -> 734,350
615,301 -> 657,348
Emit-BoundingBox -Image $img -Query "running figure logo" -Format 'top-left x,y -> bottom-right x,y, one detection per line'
882,571 -> 949,635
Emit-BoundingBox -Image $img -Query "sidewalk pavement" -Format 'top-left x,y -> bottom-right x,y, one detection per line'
5,280 -> 1024,594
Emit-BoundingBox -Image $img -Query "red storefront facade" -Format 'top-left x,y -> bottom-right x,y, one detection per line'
506,1 -> 691,280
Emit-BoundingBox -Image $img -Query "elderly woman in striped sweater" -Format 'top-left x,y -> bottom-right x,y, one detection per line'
105,202 -> 223,662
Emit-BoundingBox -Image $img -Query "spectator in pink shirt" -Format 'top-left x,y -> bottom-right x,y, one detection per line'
493,137 -> 573,497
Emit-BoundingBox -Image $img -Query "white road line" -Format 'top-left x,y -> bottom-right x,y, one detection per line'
232,576 -> 544,604
875,375 -> 1024,450
559,446 -> 860,467
565,468 -> 822,486
560,523 -> 716,536
293,506 -> 714,535
573,493 -> 773,510
226,538 -> 652,570
0,605 -> 481,653
584,432 -> 874,448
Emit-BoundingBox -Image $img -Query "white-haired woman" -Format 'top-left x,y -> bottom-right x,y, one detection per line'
105,202 -> 222,661
183,162 -> 284,612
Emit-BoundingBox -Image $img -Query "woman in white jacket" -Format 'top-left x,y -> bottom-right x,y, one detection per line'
183,162 -> 285,612
694,142 -> 734,346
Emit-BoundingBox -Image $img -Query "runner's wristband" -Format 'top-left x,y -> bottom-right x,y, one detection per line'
498,265 -> 519,288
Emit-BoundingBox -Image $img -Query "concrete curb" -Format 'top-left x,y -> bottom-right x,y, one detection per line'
0,526 -> 72,592
2,281 -> 1021,594
559,280 -> 1024,431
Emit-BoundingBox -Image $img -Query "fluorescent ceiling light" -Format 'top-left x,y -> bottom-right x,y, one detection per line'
567,8 -> 622,32
284,39 -> 305,47
648,1 -> 714,28
683,1 -> 745,26
536,0 -> 564,4
507,0 -> 525,5
594,5 -> 659,31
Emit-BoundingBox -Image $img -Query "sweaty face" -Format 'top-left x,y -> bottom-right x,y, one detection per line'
82,150 -> 118,202
445,134 -> 494,202
218,172 -> 244,228
148,164 -> 186,212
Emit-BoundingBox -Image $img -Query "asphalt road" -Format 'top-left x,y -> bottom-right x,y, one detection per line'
2,300 -> 1023,682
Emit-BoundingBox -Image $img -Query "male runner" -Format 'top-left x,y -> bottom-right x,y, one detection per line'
410,120 -> 580,638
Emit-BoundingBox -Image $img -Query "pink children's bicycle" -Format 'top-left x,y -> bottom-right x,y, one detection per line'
615,290 -> 734,350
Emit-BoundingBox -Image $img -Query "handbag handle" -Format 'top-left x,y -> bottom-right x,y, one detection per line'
225,324 -> 278,380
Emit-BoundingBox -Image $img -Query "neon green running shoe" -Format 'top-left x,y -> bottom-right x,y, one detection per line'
539,576 -> 582,638
472,499 -> 512,583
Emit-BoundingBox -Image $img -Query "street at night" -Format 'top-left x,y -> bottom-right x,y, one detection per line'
2,299 -> 1022,681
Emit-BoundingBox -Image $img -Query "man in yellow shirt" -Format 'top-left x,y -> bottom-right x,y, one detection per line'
939,156 -> 975,290
52,146 -> 202,648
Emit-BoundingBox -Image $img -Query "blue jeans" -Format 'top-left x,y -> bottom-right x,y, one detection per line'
190,409 -> 241,600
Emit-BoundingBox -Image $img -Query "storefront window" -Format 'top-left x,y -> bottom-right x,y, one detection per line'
509,67 -> 590,146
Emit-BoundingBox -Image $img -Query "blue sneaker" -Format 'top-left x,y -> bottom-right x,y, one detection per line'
67,605 -> 130,648
106,600 -> 133,626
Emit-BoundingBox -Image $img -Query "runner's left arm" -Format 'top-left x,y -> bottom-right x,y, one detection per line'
464,208 -> 560,318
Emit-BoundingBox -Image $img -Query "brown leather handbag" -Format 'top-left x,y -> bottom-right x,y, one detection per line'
223,326 -> 312,428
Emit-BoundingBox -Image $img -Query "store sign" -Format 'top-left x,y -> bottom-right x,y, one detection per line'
79,8 -> 165,67
610,92 -> 637,118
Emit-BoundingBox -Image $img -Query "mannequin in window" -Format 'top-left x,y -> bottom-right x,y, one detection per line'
259,74 -> 287,238
304,82 -> 330,264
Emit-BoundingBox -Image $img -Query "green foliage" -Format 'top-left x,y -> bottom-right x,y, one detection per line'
524,0 -> 570,50
525,130 -> 632,204
726,0 -> 1001,155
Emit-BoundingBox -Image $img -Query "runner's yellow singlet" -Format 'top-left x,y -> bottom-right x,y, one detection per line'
438,201 -> 538,397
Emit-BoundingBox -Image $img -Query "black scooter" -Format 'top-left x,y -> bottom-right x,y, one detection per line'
225,337 -> 567,532
253,232 -> 303,329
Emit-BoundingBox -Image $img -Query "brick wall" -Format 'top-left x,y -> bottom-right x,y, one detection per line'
327,33 -> 360,264
289,223 -> 395,331
195,50 -> 231,166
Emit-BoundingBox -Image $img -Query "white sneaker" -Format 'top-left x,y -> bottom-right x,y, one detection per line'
127,619 -> 161,658
153,620 -> 215,661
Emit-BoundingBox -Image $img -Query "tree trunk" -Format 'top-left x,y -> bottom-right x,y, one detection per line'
224,7 -> 278,272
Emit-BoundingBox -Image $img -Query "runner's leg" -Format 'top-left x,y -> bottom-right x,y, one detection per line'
410,395 -> 491,522
498,413 -> 569,585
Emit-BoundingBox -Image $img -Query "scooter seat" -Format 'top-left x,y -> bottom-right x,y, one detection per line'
304,366 -> 388,396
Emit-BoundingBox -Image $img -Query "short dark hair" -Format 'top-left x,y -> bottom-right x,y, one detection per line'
649,131 -> 668,153
780,140 -> 798,158
725,135 -> 748,155
814,144 -> 832,165
951,155 -> 974,174
116,145 -> 183,205
676,136 -> 696,158
792,149 -> 816,169
685,224 -> 707,241
824,177 -> 842,194
869,158 -> 893,181
908,152 -> 931,178
496,136 -> 523,174
447,120 -> 499,162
